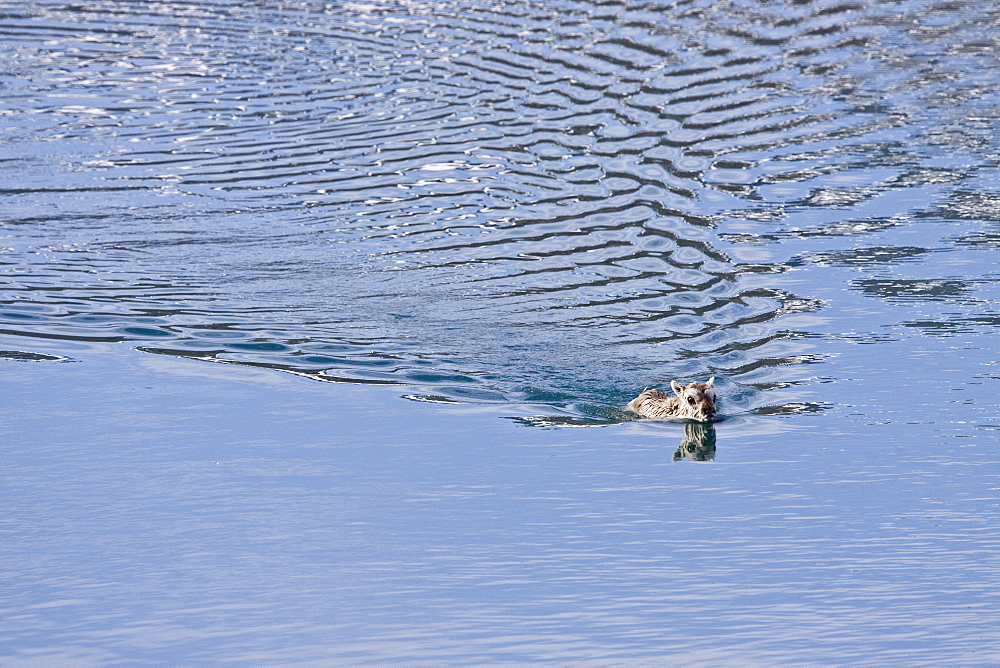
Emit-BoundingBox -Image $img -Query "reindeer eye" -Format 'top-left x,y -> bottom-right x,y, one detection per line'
687,396 -> 695,404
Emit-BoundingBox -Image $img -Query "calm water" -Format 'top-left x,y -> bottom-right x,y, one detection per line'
2,0 -> 998,663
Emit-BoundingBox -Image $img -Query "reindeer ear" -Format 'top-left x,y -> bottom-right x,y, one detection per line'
670,380 -> 685,396
706,376 -> 715,387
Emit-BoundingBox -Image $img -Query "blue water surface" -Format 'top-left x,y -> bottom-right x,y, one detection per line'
1,0 -> 998,663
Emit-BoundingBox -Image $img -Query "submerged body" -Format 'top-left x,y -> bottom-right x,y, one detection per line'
628,378 -> 717,422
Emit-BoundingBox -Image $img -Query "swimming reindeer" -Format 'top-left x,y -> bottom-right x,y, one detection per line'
627,377 -> 717,422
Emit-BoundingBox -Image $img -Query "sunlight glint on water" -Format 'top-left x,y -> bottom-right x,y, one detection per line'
1,0 -> 996,414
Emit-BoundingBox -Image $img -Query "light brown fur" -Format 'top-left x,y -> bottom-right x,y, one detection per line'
628,377 -> 717,422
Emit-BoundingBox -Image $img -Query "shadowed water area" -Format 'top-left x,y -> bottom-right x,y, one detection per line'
2,0 -> 998,663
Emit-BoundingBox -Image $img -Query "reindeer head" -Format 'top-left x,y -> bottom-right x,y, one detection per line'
670,377 -> 717,422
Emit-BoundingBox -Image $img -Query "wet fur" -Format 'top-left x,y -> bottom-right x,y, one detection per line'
628,378 -> 717,422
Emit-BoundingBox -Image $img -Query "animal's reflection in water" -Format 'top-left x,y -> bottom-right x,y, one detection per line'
673,422 -> 717,461
504,413 -> 718,461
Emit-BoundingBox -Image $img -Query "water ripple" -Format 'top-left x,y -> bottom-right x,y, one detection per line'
2,0 -> 1000,412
